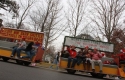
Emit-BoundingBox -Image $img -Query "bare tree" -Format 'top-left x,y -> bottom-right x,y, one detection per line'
14,0 -> 37,29
90,0 -> 125,42
66,0 -> 89,37
43,0 -> 66,60
29,5 -> 45,32
30,0 -> 67,43
4,22 -> 16,28
30,0 -> 66,60
0,0 -> 19,16
46,45 -> 56,57
110,28 -> 125,53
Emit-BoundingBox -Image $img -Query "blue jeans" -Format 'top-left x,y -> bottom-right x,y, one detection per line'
50,59 -> 59,70
11,47 -> 18,56
67,57 -> 77,68
22,50 -> 36,59
49,65 -> 59,70
17,47 -> 25,57
30,50 -> 36,59
22,51 -> 30,58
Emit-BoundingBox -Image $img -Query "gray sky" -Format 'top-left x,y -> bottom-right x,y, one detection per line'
1,0 -> 125,51
0,0 -> 69,51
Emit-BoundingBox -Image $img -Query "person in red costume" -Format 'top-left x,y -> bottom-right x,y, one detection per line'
118,47 -> 125,64
67,45 -> 77,68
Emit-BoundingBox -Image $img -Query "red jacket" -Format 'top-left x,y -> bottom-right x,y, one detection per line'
117,53 -> 125,61
67,47 -> 77,58
90,52 -> 102,60
120,49 -> 125,53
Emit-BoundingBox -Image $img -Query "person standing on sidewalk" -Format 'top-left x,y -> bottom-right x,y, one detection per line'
0,19 -> 3,28
0,19 -> 4,30
50,52 -> 60,70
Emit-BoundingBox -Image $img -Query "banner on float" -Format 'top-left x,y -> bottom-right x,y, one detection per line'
0,28 -> 44,43
64,36 -> 114,52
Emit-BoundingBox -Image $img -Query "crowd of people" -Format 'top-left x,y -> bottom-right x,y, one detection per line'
117,47 -> 125,66
61,45 -> 125,73
65,45 -> 103,73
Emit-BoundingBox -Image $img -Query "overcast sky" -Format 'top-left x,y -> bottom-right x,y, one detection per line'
1,0 -> 125,51
0,0 -> 70,51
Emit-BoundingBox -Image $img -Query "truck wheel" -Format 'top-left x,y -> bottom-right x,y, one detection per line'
23,62 -> 31,66
2,57 -> 9,62
67,69 -> 76,74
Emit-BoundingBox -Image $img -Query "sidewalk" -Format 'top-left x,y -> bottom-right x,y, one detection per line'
36,62 -> 58,69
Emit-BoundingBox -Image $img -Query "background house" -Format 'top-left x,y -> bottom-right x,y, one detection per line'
76,34 -> 94,40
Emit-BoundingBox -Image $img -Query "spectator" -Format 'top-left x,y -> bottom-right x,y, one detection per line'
50,52 -> 60,70
0,19 -> 3,28
67,45 -> 77,69
90,48 -> 103,73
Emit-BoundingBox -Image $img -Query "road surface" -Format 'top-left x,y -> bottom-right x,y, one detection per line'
0,60 -> 120,80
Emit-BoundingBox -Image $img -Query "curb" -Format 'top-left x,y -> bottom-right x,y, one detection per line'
36,62 -> 57,68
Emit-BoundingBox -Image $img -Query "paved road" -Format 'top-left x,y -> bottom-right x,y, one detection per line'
0,60 -> 120,80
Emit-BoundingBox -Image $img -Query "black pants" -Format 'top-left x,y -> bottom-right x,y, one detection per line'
67,57 -> 77,68
77,56 -> 86,65
120,60 -> 125,64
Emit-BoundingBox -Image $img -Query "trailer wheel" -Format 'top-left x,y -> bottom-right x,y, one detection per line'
16,60 -> 23,65
23,62 -> 31,66
2,57 -> 9,62
97,73 -> 105,79
118,76 -> 123,79
67,69 -> 76,74
91,73 -> 97,78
